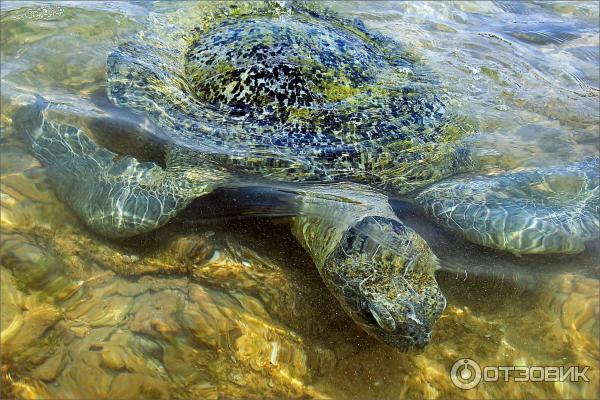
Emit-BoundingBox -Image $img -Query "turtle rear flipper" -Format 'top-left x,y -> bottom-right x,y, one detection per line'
417,158 -> 600,254
13,98 -> 224,238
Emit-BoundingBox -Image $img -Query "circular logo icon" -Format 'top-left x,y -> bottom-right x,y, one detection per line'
451,358 -> 482,389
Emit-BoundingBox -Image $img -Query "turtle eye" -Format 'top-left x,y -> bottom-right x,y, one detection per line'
368,302 -> 397,332
359,298 -> 396,332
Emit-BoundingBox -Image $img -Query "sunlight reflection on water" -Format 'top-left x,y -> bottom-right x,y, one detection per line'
1,1 -> 598,398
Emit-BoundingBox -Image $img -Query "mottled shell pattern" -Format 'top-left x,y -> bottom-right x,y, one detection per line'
107,1 -> 461,191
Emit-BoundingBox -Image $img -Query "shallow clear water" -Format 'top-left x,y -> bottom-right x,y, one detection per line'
1,1 -> 598,399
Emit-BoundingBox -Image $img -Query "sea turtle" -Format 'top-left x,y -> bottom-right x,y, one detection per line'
13,1 -> 599,350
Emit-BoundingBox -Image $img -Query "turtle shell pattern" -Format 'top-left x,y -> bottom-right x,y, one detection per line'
106,1 -> 453,189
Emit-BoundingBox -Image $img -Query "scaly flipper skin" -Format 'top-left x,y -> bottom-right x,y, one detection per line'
291,184 -> 445,350
417,157 -> 599,254
13,97 -> 226,237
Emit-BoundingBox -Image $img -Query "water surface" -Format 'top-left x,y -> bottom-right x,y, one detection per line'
1,1 -> 598,399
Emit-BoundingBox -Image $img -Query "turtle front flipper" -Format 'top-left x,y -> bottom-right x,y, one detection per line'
290,184 -> 446,350
13,97 -> 226,238
417,158 -> 599,255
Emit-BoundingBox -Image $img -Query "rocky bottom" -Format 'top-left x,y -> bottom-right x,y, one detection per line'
1,143 -> 598,399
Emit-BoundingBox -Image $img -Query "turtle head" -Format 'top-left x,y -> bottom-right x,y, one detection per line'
323,216 -> 446,351
355,270 -> 446,351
